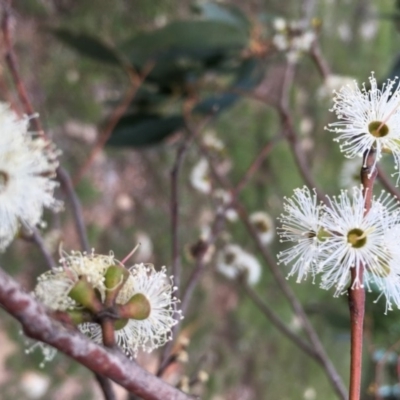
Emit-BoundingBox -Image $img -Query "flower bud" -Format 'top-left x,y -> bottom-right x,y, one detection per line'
104,265 -> 129,305
68,278 -> 102,313
117,293 -> 151,320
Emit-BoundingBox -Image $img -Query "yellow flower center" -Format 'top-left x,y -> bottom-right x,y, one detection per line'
368,121 -> 389,138
254,220 -> 270,233
347,228 -> 367,248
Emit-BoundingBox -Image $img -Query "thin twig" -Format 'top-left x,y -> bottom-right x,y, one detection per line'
57,167 -> 90,253
94,374 -> 116,400
1,5 -> 44,135
233,135 -> 281,196
158,211 -> 226,377
170,116 -> 212,295
277,62 -> 326,203
310,41 -> 331,80
20,224 -> 57,270
375,338 -> 400,400
377,166 -> 400,200
241,281 -> 318,359
72,63 -> 154,187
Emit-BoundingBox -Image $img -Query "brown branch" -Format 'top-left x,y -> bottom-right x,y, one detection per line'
19,218 -> 57,271
72,63 -> 154,187
309,41 -> 331,80
377,165 -> 400,200
1,5 -> 44,135
233,135 -> 281,196
170,116 -> 212,295
241,281 -> 318,359
374,338 -> 400,400
0,267 -> 192,400
276,62 -> 326,204
57,167 -> 90,253
94,374 -> 116,400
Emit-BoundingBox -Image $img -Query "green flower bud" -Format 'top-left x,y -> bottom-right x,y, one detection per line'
68,278 -> 102,313
117,293 -> 151,320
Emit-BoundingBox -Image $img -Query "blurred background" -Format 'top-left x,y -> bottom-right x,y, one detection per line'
1,0 -> 400,399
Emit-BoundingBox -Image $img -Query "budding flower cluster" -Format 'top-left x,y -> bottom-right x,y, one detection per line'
278,186 -> 400,313
33,250 -> 182,359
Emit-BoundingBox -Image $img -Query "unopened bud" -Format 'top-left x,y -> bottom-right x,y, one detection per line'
117,293 -> 151,320
104,265 -> 129,305
177,350 -> 189,363
68,278 -> 102,313
197,370 -> 209,383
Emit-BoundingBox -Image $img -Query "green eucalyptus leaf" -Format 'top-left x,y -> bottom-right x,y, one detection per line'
107,114 -> 183,147
121,20 -> 249,68
51,28 -> 122,66
194,58 -> 265,114
191,2 -> 250,32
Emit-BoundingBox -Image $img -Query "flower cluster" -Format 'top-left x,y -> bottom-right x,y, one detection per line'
0,103 -> 61,250
33,251 -> 182,359
278,186 -> 400,312
272,18 -> 316,63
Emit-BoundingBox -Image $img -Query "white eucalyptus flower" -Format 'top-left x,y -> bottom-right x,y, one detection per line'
326,74 -> 400,180
277,187 -> 323,282
190,158 -> 211,194
217,244 -> 261,285
249,211 -> 274,245
318,188 -> 400,294
0,103 -> 61,250
80,263 -> 181,358
202,131 -> 225,154
34,250 -> 113,311
213,189 -> 238,221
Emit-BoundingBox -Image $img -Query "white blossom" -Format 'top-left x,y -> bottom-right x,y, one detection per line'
326,73 -> 400,180
249,211 -> 274,245
217,244 -> 261,285
0,103 -> 61,250
190,158 -> 211,194
277,187 -> 323,282
319,188 -> 400,295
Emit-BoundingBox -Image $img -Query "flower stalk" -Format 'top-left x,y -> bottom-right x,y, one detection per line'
348,149 -> 377,400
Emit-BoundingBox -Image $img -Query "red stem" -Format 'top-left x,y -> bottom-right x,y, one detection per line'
101,319 -> 116,348
348,268 -> 365,400
348,150 -> 377,400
